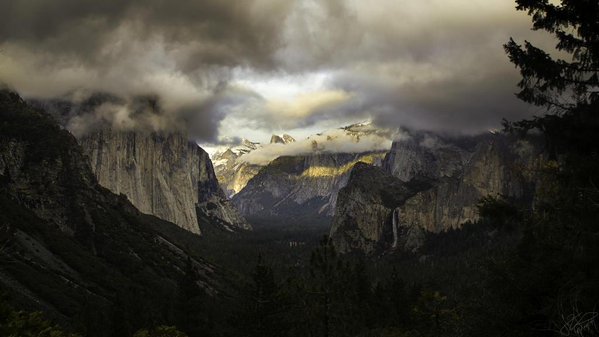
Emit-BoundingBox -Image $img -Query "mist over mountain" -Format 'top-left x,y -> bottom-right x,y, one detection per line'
211,121 -> 397,197
0,0 -> 555,145
1,1 -> 598,337
31,93 -> 251,235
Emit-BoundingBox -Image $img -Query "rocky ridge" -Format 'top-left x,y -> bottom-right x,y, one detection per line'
269,134 -> 296,145
232,151 -> 386,217
212,134 -> 296,197
79,129 -> 250,234
212,121 -> 395,198
329,163 -> 430,254
330,132 -> 543,254
34,94 -> 249,234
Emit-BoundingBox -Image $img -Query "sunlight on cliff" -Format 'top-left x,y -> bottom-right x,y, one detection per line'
299,153 -> 385,178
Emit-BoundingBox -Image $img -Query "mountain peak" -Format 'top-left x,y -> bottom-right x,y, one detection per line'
270,134 -> 296,144
220,148 -> 237,160
241,139 -> 259,150
282,134 -> 296,143
341,120 -> 376,132
270,135 -> 284,144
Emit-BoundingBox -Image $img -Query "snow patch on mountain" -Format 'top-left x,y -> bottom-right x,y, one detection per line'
208,121 -> 401,196
240,121 -> 401,165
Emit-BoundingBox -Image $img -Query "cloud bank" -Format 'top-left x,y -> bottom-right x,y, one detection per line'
0,0 -> 291,141
239,124 -> 400,165
0,0 -> 557,143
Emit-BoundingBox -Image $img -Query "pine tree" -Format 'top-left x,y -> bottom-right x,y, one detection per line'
505,0 -> 598,113
250,255 -> 281,337
308,236 -> 339,337
304,236 -> 370,337
0,294 -> 81,337
133,326 -> 188,337
177,257 -> 208,337
235,255 -> 285,337
471,2 -> 599,335
504,0 -> 599,155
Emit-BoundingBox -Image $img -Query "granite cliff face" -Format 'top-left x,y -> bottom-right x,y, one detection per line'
232,152 -> 386,217
0,91 -> 227,335
383,136 -> 467,182
79,129 -> 250,234
329,163 -> 429,254
30,93 -> 249,234
330,132 -> 543,254
398,136 -> 536,233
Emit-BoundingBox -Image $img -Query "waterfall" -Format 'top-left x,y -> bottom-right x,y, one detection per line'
391,208 -> 400,249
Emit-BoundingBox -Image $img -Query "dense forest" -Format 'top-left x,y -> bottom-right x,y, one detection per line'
1,1 -> 598,336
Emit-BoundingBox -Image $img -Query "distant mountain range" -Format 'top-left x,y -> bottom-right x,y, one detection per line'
211,121 -> 397,197
211,135 -> 294,197
23,89 -> 547,259
0,87 -> 553,337
232,151 -> 386,218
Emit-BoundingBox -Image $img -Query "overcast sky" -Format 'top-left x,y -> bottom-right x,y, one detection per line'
0,0 -> 556,146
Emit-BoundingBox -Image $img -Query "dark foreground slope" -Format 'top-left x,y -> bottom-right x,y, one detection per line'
0,90 -> 232,337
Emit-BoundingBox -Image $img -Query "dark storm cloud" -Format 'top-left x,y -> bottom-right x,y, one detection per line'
267,0 -> 557,135
184,84 -> 263,142
327,67 -> 535,135
0,0 -> 290,68
0,0 -> 560,142
0,0 -> 292,141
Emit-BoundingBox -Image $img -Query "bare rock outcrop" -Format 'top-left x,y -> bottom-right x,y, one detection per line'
329,163 -> 428,254
330,132 -> 543,254
232,152 -> 386,217
79,129 -> 250,234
